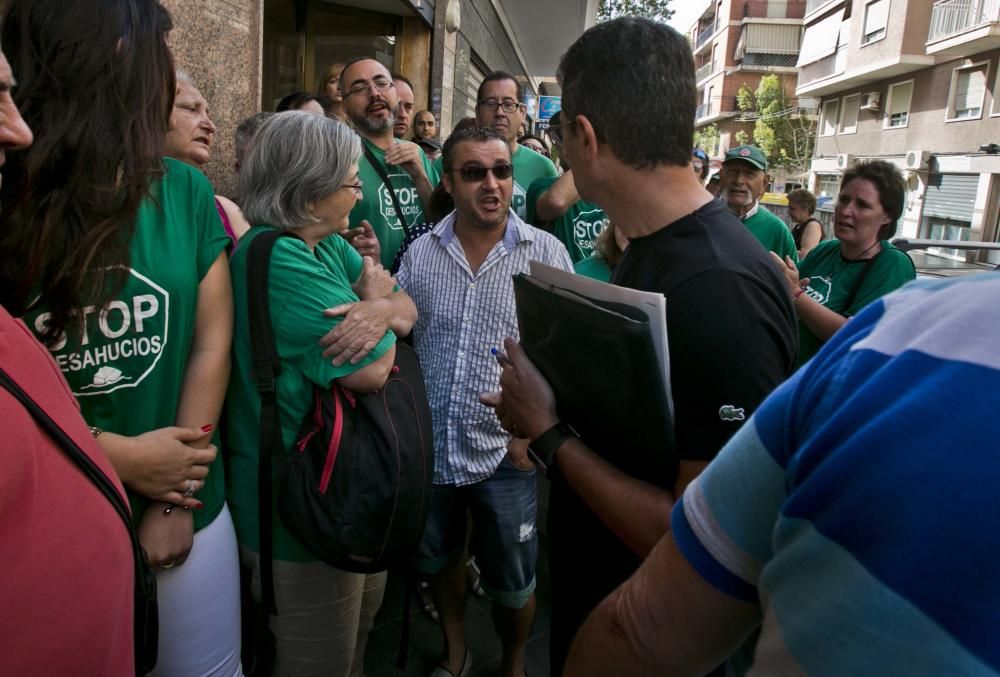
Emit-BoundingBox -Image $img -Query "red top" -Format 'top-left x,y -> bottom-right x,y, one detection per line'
0,306 -> 134,674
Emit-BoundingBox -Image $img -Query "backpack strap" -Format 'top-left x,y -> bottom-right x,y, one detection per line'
246,228 -> 294,616
0,367 -> 157,675
364,142 -> 412,236
841,250 -> 881,315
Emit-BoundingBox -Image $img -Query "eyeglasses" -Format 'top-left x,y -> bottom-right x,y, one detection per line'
342,180 -> 363,197
345,78 -> 393,98
546,120 -> 575,146
450,163 -> 514,183
478,99 -> 522,113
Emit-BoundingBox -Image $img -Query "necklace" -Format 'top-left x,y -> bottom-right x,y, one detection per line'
843,239 -> 881,262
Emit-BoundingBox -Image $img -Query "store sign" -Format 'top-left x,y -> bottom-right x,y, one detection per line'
538,96 -> 561,121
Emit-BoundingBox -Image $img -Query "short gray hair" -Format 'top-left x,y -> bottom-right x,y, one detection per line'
175,69 -> 195,87
234,111 -> 274,171
239,111 -> 362,230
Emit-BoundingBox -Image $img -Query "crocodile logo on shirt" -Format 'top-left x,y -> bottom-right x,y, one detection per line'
378,169 -> 422,231
31,267 -> 170,397
719,405 -> 746,422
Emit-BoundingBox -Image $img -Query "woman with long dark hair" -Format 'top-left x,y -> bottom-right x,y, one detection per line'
0,1 -> 242,674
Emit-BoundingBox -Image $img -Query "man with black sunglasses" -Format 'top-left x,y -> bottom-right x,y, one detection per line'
434,71 -> 557,221
397,127 -> 571,677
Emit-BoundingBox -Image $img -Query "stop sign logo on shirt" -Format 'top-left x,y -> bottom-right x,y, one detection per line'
379,169 -> 421,231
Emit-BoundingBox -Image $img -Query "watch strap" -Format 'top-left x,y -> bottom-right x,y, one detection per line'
528,422 -> 577,476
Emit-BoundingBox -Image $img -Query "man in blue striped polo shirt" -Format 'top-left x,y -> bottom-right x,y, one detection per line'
397,126 -> 572,677
562,273 -> 1000,675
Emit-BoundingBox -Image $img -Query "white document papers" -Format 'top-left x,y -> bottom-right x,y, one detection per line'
528,261 -> 673,419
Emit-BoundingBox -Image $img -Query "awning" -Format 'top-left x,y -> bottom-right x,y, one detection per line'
736,23 -> 802,60
797,9 -> 844,67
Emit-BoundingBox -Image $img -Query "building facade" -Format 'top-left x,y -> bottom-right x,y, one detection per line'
162,0 -> 593,198
799,0 -> 1000,262
688,0 -> 807,172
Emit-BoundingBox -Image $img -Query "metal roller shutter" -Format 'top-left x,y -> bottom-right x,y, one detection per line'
923,174 -> 977,222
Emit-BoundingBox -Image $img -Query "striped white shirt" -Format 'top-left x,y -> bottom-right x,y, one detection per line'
397,210 -> 573,485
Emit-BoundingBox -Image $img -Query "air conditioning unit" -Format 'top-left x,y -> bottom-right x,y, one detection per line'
836,153 -> 853,169
860,92 -> 881,111
905,149 -> 929,170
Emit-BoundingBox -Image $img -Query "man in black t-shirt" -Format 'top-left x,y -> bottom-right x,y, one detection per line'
481,17 -> 797,674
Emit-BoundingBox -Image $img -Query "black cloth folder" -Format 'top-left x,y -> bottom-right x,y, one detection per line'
513,273 -> 676,483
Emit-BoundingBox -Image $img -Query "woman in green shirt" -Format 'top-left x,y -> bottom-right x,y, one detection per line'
772,161 -> 916,366
0,1 -> 241,674
229,111 -> 417,676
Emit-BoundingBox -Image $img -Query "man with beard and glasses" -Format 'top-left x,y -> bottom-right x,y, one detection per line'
434,72 -> 557,221
339,58 -> 438,268
397,127 -> 571,677
719,145 -> 797,262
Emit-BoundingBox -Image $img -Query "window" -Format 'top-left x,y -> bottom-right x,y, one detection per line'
817,174 -> 841,199
948,62 -> 988,121
821,98 -> 839,136
884,80 -> 913,129
862,0 -> 889,45
839,93 -> 861,134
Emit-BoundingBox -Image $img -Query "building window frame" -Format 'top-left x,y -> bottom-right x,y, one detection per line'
946,60 -> 989,123
883,79 -> 913,129
820,98 -> 839,137
839,93 -> 861,134
861,0 -> 889,46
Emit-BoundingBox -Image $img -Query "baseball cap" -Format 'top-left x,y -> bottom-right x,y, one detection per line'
723,145 -> 768,171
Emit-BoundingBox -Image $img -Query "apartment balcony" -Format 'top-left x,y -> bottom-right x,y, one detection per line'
804,0 -> 845,19
695,61 -> 715,83
927,0 -> 1000,55
695,20 -> 720,50
797,47 -> 846,89
695,96 -> 738,125
744,0 -> 806,19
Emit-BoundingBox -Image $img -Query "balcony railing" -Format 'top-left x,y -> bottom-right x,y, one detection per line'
695,102 -> 713,120
744,1 -> 807,19
695,21 -> 719,48
797,46 -> 847,87
695,96 -> 737,121
805,0 -> 840,15
695,61 -> 714,82
928,0 -> 1000,42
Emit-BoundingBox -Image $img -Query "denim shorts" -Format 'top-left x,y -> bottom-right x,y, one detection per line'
415,457 -> 538,609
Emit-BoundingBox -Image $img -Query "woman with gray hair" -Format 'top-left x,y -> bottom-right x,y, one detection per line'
225,111 -> 417,676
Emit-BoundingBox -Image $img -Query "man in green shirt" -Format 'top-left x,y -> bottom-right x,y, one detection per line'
435,71 -> 558,220
719,144 -> 798,263
341,58 -> 438,268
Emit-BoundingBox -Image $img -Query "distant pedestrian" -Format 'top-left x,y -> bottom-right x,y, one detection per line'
787,187 -> 823,259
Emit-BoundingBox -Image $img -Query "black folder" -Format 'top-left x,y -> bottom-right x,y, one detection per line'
513,273 -> 676,484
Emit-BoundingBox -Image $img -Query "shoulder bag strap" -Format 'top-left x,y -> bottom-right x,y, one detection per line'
841,250 -> 881,314
246,229 -> 292,616
364,142 -> 412,236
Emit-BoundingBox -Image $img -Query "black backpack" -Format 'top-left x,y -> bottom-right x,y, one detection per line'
246,229 -> 434,614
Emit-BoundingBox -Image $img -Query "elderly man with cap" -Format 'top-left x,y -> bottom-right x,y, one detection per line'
719,144 -> 797,262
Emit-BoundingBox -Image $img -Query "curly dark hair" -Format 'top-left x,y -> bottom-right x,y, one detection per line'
441,127 -> 510,172
841,160 -> 907,240
0,0 -> 176,343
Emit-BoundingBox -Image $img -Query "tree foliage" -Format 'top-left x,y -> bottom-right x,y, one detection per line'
734,74 -> 815,174
693,123 -> 720,157
597,0 -> 674,23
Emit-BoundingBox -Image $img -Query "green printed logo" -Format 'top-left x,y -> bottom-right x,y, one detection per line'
573,209 -> 609,250
378,171 -> 422,231
805,276 -> 832,305
512,181 -> 527,218
32,268 -> 170,397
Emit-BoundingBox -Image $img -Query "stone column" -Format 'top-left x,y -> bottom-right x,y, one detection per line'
162,0 -> 264,198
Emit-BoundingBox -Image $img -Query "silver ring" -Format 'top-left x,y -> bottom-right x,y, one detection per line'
183,480 -> 195,498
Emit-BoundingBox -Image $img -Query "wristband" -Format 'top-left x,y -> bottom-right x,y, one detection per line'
528,422 -> 578,477
793,287 -> 806,301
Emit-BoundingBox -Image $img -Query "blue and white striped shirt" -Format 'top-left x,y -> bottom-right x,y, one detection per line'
397,210 -> 573,485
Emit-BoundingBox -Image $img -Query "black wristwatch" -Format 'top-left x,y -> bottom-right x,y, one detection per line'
528,422 -> 578,477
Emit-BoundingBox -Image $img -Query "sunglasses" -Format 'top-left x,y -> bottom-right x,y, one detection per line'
452,163 -> 514,183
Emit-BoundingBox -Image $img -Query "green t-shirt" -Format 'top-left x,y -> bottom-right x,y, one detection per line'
226,227 -> 396,562
351,137 -> 439,269
744,204 -> 798,264
796,239 -> 915,365
434,144 -> 558,221
22,157 -> 230,529
573,254 -> 613,282
525,176 -> 609,263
